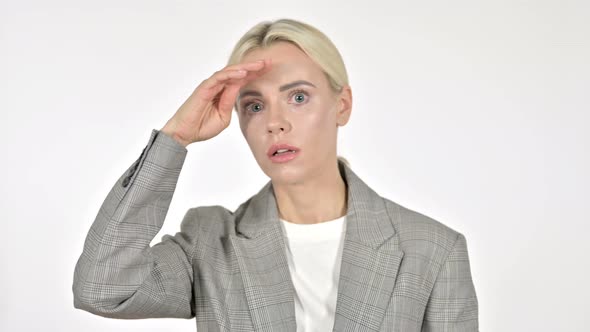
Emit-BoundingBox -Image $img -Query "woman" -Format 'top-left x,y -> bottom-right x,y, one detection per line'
73,18 -> 479,331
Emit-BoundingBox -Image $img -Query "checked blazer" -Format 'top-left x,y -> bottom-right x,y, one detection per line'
72,128 -> 479,331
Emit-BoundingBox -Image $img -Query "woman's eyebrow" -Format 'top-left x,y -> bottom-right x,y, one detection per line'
238,80 -> 316,100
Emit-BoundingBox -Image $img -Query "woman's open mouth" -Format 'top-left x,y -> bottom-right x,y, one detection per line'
269,149 -> 299,163
267,143 -> 301,164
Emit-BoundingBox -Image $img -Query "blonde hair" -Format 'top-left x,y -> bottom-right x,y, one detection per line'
227,18 -> 351,168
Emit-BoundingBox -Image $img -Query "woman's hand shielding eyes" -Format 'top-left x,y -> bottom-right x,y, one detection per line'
161,58 -> 272,147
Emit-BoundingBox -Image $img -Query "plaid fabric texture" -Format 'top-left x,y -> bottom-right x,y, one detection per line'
73,129 -> 478,331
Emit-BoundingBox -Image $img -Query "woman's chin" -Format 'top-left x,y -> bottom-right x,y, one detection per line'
265,167 -> 306,185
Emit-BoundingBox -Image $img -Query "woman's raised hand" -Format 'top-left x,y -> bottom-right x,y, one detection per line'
160,59 -> 272,147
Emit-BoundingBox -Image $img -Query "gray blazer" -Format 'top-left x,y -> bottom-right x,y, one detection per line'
72,129 -> 479,331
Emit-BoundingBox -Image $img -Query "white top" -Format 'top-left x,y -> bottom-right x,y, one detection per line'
278,214 -> 347,332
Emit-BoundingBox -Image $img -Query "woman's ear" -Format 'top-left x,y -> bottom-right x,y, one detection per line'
336,85 -> 352,127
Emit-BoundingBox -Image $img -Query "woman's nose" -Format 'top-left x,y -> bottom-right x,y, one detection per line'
265,103 -> 291,134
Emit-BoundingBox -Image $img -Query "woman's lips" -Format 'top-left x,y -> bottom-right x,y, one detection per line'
267,143 -> 301,157
268,150 -> 300,163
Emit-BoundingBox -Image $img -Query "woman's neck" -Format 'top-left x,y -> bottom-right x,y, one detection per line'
272,162 -> 348,225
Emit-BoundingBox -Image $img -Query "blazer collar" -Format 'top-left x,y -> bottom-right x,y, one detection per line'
230,160 -> 404,331
235,159 -> 396,249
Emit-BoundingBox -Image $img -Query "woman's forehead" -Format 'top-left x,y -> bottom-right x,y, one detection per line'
259,61 -> 312,78
240,61 -> 324,91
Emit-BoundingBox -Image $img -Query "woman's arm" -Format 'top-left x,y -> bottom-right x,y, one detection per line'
421,233 -> 479,331
72,129 -> 197,319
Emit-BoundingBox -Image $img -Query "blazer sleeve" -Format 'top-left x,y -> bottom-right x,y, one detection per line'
72,129 -> 197,319
421,232 -> 479,331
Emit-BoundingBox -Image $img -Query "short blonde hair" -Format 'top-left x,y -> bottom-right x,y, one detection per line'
227,18 -> 351,168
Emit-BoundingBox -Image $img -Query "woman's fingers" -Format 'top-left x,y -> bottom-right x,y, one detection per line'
200,59 -> 269,91
198,59 -> 272,102
223,59 -> 267,72
218,83 -> 243,116
198,70 -> 246,100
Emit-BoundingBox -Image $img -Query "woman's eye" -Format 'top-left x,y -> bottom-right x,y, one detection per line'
245,102 -> 263,113
293,92 -> 306,103
243,90 -> 308,113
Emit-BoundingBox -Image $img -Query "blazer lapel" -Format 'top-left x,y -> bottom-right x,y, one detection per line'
230,160 -> 404,332
229,180 -> 297,331
331,161 -> 404,331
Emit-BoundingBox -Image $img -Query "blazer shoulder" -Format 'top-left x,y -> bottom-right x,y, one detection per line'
180,205 -> 237,239
383,198 -> 463,254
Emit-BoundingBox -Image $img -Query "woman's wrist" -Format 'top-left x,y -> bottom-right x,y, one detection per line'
160,122 -> 190,148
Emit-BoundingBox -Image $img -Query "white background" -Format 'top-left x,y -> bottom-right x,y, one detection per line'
1,0 -> 588,331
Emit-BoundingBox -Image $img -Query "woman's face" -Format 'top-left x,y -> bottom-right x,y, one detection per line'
236,41 -> 351,185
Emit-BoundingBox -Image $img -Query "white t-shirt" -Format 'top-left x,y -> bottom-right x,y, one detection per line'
278,215 -> 347,332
